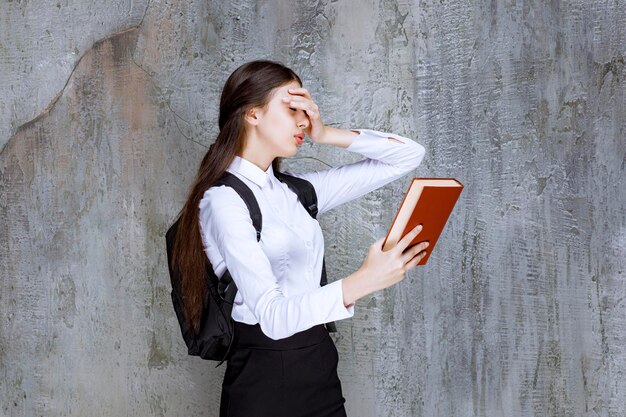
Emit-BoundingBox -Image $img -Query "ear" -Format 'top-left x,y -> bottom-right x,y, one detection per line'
244,106 -> 263,126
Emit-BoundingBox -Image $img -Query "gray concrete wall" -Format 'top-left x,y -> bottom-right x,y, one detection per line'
1,1 -> 624,416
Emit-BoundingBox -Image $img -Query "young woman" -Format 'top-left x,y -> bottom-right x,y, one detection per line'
172,59 -> 429,417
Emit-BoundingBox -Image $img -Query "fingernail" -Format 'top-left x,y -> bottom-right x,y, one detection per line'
417,224 -> 423,230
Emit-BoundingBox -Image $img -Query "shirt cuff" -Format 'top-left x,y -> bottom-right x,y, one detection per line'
322,279 -> 355,320
346,128 -> 408,153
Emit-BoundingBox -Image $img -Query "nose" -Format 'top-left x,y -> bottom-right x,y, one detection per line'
296,111 -> 309,129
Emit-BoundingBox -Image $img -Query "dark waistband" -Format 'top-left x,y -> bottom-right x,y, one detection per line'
233,321 -> 329,350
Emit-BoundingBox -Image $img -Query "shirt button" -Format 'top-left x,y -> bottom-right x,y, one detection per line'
305,241 -> 312,248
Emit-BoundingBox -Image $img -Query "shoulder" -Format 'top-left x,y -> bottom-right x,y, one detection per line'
198,183 -> 250,224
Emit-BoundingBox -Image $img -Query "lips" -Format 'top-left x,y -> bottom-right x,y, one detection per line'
294,134 -> 304,145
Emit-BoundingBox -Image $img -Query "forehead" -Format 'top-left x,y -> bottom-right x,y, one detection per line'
270,80 -> 302,100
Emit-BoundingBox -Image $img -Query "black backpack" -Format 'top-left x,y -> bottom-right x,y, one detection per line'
165,170 -> 337,368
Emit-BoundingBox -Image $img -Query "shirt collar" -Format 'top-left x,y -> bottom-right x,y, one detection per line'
226,155 -> 274,189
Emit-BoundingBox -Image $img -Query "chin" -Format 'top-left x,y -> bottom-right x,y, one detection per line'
285,146 -> 299,157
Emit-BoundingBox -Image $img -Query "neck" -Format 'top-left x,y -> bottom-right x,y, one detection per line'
239,150 -> 273,172
239,131 -> 275,171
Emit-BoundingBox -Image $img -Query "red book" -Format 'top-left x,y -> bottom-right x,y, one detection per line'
382,178 -> 464,265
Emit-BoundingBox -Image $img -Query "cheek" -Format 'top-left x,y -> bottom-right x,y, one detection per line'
258,115 -> 280,136
265,112 -> 288,129
268,115 -> 292,137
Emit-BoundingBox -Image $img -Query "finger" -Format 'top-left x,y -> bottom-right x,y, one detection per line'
283,95 -> 313,107
396,224 -> 423,252
283,95 -> 305,102
283,95 -> 319,112
283,94 -> 319,113
405,249 -> 428,270
286,100 -> 319,118
288,87 -> 310,97
281,96 -> 307,110
400,241 -> 429,263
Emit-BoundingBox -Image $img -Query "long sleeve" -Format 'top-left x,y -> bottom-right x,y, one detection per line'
199,185 -> 354,340
285,128 -> 426,215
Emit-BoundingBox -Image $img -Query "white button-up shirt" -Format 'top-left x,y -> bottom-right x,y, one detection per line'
198,128 -> 426,340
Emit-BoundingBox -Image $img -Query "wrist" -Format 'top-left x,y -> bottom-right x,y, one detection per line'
317,126 -> 359,149
342,268 -> 376,307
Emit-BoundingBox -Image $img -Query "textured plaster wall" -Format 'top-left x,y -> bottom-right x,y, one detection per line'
1,1 -> 625,416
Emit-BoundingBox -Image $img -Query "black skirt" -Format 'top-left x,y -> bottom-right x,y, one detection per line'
219,321 -> 347,417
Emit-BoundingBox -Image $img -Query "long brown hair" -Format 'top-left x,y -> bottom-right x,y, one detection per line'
171,60 -> 302,334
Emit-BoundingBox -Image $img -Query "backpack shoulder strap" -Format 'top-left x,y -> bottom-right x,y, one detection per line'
214,171 -> 262,242
273,171 -> 318,219
211,171 -> 264,302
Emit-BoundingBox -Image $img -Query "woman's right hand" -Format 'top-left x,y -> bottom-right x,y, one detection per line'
342,224 -> 429,307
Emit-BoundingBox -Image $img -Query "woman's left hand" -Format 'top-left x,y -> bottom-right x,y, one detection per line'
282,87 -> 328,144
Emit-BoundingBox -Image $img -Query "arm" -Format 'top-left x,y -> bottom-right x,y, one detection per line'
199,186 -> 355,340
286,127 -> 426,215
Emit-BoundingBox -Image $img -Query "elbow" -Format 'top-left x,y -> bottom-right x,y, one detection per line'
249,286 -> 298,340
259,325 -> 285,340
258,317 -> 290,340
255,299 -> 293,340
412,143 -> 426,169
397,143 -> 426,174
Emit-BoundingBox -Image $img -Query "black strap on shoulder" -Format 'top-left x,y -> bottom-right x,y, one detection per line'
215,171 -> 263,242
213,172 -> 263,301
274,171 -> 318,218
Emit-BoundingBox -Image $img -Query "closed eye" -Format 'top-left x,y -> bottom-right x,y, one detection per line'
289,107 -> 297,112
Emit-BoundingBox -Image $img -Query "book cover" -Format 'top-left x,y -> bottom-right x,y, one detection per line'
382,178 -> 464,265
